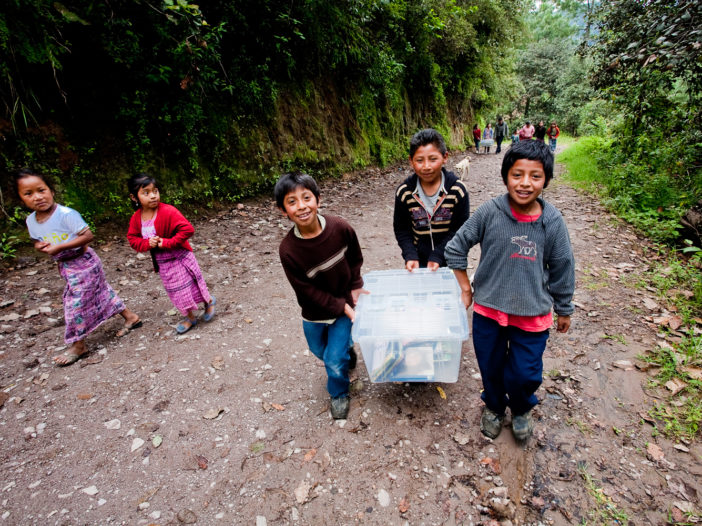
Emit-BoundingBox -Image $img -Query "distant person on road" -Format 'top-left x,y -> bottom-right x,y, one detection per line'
547,121 -> 560,152
15,169 -> 142,366
481,123 -> 494,153
519,121 -> 535,141
276,172 -> 367,420
445,140 -> 575,442
127,173 -> 215,335
534,120 -> 547,142
495,116 -> 509,154
394,128 -> 470,272
472,123 -> 482,154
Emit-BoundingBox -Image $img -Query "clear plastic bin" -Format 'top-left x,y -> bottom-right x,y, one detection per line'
352,268 -> 469,383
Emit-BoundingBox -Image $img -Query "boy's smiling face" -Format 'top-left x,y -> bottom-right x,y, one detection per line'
281,186 -> 320,233
410,143 -> 447,187
505,159 -> 546,215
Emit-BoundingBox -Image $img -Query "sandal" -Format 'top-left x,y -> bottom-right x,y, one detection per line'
176,317 -> 197,334
202,296 -> 217,322
116,319 -> 143,338
53,350 -> 86,367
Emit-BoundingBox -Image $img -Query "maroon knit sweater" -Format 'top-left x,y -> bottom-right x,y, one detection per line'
279,215 -> 364,321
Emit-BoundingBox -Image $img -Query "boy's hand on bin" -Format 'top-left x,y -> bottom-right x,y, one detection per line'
344,303 -> 356,322
427,261 -> 440,271
405,260 -> 419,272
351,288 -> 369,306
556,315 -> 571,333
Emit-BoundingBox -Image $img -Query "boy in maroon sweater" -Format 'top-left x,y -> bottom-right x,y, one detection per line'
275,172 -> 367,419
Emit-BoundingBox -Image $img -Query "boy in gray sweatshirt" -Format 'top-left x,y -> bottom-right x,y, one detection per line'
445,140 -> 575,441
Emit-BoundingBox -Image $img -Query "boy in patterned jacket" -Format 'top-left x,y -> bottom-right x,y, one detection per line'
393,129 -> 470,271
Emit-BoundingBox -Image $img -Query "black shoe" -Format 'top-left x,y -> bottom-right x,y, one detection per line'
348,347 -> 357,370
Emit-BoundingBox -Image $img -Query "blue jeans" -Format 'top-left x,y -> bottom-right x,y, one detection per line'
549,138 -> 557,152
472,313 -> 549,416
302,316 -> 353,399
496,136 -> 504,153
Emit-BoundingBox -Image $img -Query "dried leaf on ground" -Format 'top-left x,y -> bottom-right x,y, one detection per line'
294,480 -> 312,504
646,442 -> 664,462
665,377 -> 688,396
668,315 -> 683,331
642,297 -> 659,311
680,366 -> 702,381
303,449 -> 317,462
398,496 -> 410,513
211,355 -> 225,370
436,386 -> 447,399
195,454 -> 208,469
612,360 -> 634,370
271,403 -> 285,411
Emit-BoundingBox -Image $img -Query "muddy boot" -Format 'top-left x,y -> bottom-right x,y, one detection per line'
511,410 -> 534,441
330,396 -> 350,420
480,407 -> 505,439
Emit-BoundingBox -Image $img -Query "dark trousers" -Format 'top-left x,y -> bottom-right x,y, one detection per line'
472,312 -> 549,416
496,136 -> 504,152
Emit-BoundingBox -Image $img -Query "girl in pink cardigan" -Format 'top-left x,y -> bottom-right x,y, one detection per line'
127,173 -> 215,334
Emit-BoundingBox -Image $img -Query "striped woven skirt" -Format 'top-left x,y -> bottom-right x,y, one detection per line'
58,248 -> 125,344
156,249 -> 210,316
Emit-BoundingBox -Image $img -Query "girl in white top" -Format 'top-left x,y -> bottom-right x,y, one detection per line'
15,169 -> 142,365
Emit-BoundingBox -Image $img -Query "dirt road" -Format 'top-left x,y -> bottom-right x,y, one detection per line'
1,148 -> 700,525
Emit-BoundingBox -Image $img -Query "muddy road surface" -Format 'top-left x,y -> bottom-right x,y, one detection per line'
1,147 -> 700,525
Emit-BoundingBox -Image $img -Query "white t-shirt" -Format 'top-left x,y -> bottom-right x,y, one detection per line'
26,204 -> 88,245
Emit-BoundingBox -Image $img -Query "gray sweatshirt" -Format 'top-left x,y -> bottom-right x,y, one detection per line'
445,194 -> 575,317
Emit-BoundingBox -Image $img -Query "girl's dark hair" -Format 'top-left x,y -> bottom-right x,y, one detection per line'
127,172 -> 158,209
409,128 -> 447,158
13,168 -> 55,197
501,140 -> 554,187
273,172 -> 320,209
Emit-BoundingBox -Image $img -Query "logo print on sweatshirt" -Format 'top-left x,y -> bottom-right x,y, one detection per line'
510,235 -> 537,261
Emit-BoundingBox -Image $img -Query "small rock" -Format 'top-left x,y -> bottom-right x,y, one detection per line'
256,517 -> 267,526
377,489 -> 391,507
177,508 -> 197,524
104,419 -> 121,430
453,432 -> 470,446
131,438 -> 145,452
82,485 -> 99,496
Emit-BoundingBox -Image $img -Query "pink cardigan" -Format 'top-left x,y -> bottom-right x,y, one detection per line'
127,203 -> 193,253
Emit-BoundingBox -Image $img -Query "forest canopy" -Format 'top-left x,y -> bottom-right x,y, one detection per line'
1,0 -> 523,215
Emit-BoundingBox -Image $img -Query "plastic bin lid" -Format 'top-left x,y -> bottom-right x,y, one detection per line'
352,268 -> 469,341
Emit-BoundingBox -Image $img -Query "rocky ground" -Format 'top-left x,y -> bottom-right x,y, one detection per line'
1,146 -> 701,525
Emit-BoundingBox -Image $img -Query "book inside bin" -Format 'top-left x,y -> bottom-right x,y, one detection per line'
352,269 -> 469,383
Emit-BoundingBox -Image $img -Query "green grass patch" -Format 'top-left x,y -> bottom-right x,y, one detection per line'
578,466 -> 630,525
559,138 -> 702,442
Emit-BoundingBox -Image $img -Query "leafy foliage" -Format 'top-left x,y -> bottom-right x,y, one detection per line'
0,0 -> 524,219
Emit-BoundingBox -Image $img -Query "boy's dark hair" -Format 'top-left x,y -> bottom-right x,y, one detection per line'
13,168 -> 55,197
409,128 -> 447,158
274,172 -> 320,209
127,172 -> 158,209
501,140 -> 554,187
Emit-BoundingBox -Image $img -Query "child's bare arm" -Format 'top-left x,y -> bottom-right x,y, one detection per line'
452,269 -> 473,309
40,228 -> 94,256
